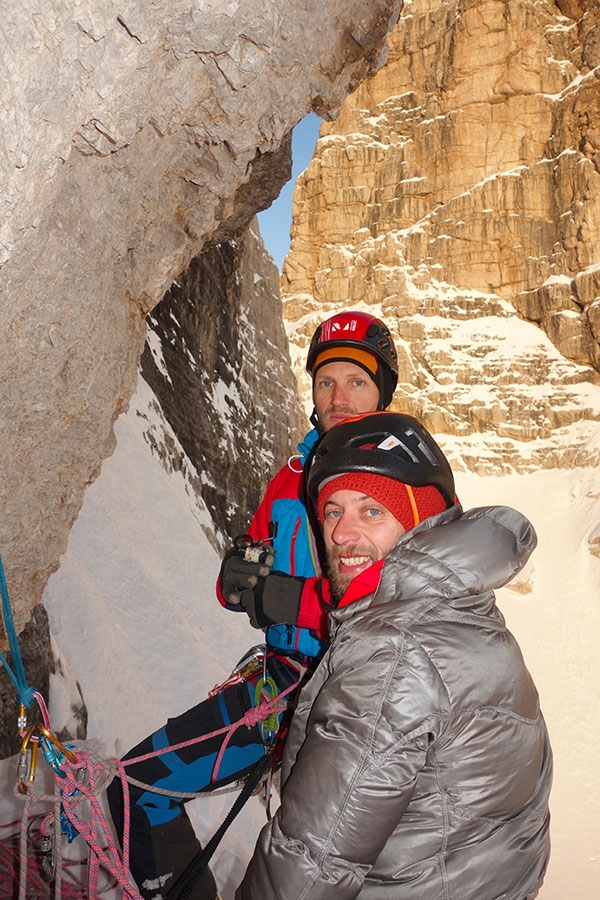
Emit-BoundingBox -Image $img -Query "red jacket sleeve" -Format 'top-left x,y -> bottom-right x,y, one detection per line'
216,473 -> 281,609
295,577 -> 329,640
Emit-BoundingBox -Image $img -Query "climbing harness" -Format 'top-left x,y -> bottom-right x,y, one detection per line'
111,671 -> 298,900
159,653 -> 298,900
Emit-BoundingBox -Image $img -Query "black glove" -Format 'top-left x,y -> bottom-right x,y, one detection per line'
219,542 -> 274,606
240,571 -> 305,629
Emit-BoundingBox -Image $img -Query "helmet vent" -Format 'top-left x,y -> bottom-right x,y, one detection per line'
376,434 -> 403,452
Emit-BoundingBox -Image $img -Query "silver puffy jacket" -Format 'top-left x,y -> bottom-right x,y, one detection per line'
237,505 -> 553,900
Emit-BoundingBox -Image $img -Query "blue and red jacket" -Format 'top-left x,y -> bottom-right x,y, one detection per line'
217,429 -> 329,668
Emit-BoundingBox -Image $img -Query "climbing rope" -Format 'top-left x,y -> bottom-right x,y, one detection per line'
0,817 -> 89,899
1,552 -> 135,899
7,677 -> 296,900
0,553 -> 36,710
2,553 -> 297,898
12,676 -> 297,899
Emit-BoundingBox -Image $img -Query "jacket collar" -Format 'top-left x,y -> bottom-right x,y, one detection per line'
321,558 -> 385,610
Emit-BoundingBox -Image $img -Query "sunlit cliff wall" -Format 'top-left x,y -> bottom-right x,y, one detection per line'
283,0 -> 600,473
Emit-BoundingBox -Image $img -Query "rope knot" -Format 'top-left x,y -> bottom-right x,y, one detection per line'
240,699 -> 281,729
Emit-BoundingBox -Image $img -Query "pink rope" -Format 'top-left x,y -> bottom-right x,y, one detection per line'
14,679 -> 299,900
105,678 -> 300,890
209,681 -> 296,783
123,680 -> 298,777
57,751 -> 143,900
33,691 -> 51,730
58,752 -> 141,900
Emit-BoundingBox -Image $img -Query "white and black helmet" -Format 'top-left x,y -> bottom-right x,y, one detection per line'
307,411 -> 455,508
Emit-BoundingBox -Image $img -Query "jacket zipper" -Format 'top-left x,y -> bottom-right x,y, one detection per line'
286,517 -> 302,646
289,517 -> 301,576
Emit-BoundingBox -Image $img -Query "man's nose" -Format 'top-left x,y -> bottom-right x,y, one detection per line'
331,383 -> 349,407
331,512 -> 360,544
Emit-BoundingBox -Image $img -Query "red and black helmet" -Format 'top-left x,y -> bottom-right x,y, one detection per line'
306,311 -> 398,409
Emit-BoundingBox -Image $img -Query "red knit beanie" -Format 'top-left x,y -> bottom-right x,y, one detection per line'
317,473 -> 447,532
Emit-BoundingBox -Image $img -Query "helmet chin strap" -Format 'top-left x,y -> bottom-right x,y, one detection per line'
377,369 -> 390,410
310,407 -> 325,435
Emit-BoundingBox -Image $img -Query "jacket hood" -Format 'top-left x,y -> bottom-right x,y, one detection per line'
331,504 -> 537,627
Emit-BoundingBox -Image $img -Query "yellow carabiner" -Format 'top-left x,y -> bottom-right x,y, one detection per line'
35,724 -> 77,763
17,725 -> 38,794
254,675 -> 281,742
17,702 -> 27,733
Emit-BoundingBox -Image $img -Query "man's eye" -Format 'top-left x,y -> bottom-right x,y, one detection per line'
365,507 -> 382,517
318,379 -> 333,389
324,509 -> 342,520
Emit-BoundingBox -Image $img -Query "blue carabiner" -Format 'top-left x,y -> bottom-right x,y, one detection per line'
39,733 -> 67,777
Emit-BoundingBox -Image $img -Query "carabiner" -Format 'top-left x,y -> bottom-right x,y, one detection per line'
254,675 -> 281,743
17,725 -> 39,793
36,723 -> 77,776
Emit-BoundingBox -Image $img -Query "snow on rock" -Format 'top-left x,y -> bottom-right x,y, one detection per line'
37,375 -> 269,897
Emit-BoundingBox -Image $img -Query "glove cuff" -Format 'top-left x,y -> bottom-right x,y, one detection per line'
253,572 -> 304,628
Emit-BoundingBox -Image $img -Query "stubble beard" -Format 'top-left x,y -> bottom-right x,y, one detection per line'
326,543 -> 378,604
321,405 -> 354,430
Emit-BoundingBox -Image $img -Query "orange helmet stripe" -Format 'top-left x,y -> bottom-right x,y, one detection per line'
312,346 -> 378,375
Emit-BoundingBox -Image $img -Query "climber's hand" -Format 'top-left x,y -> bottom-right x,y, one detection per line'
219,541 -> 274,605
240,572 -> 305,630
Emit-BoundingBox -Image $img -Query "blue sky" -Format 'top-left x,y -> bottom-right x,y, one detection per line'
257,112 -> 321,270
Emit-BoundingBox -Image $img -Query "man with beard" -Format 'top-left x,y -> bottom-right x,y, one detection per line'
237,411 -> 552,900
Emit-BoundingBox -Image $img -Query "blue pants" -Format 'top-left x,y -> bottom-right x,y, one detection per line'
107,661 -> 295,900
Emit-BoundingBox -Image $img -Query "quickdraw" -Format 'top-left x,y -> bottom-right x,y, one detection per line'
254,675 -> 281,743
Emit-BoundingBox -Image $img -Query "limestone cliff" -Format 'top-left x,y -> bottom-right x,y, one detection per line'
282,0 -> 600,473
0,0 -> 400,636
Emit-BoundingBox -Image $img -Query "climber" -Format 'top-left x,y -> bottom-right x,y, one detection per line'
107,310 -> 399,900
236,411 -> 553,900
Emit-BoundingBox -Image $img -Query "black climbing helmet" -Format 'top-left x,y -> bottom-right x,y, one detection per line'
306,411 -> 455,508
306,311 -> 398,409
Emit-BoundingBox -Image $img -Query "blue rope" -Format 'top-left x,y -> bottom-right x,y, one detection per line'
0,553 -> 35,708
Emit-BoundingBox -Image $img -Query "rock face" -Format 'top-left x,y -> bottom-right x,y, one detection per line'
140,221 -> 305,551
282,0 -> 600,473
0,0 -> 401,650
